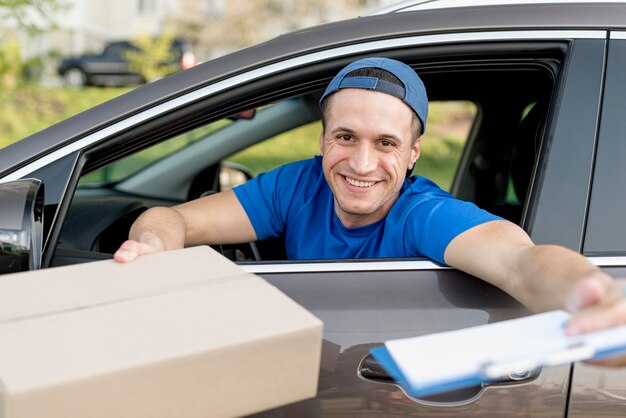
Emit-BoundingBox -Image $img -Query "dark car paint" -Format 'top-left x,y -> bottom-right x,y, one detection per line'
584,39 -> 626,256
249,268 -> 568,417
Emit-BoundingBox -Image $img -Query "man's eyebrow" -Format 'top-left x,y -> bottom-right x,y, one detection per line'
379,133 -> 401,141
330,127 -> 401,141
330,126 -> 356,134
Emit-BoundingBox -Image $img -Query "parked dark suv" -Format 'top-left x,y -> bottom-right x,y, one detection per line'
56,39 -> 196,87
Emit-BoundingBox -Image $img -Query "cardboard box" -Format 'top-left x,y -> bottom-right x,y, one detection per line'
0,246 -> 323,418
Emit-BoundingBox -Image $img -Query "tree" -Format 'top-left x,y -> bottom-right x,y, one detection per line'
123,33 -> 178,83
0,0 -> 70,33
0,38 -> 22,88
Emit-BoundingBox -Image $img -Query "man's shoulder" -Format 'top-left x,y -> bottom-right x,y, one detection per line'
269,156 -> 323,184
403,175 -> 451,198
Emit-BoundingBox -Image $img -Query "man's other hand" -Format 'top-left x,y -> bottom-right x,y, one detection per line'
565,275 -> 626,367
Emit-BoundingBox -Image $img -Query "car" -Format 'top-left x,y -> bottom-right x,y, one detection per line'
56,39 -> 196,87
2,0 -> 626,416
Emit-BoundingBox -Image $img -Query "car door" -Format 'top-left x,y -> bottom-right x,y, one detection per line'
574,32 -> 626,418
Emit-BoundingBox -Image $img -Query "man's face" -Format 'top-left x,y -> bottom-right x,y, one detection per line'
320,88 -> 422,228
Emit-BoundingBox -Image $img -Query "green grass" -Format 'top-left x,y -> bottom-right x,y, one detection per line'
415,137 -> 465,190
0,87 -> 131,148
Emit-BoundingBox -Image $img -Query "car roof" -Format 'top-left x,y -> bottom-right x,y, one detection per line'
370,0 -> 626,14
3,1 -> 626,176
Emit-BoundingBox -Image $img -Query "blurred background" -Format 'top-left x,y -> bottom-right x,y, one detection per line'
0,0 -> 400,148
0,0 -> 474,192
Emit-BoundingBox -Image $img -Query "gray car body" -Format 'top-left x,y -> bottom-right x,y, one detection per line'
2,2 -> 626,416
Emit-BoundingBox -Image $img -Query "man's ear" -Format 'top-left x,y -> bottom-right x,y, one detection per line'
408,135 -> 423,170
319,131 -> 325,156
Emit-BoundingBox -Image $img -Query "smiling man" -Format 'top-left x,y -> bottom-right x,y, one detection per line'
115,57 -> 626,366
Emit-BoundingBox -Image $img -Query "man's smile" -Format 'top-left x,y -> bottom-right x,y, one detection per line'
343,175 -> 379,188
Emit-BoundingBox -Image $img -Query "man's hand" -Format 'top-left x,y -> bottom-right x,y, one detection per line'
445,220 -> 626,367
113,191 -> 258,263
565,276 -> 626,367
113,207 -> 186,263
114,238 -> 165,263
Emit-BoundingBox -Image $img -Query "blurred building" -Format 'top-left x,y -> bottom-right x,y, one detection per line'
172,0 -> 386,59
34,0 -> 180,58
2,0 -> 399,74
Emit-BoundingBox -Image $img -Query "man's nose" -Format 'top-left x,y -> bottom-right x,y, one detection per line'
350,142 -> 376,174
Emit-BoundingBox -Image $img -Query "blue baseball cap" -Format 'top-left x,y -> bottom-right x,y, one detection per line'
319,57 -> 428,132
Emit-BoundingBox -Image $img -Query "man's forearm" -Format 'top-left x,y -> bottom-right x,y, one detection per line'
508,244 -> 613,313
444,220 -> 616,313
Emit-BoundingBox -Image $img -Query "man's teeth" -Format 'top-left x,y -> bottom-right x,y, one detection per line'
345,176 -> 376,188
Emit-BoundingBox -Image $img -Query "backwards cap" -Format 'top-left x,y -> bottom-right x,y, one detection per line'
319,57 -> 428,132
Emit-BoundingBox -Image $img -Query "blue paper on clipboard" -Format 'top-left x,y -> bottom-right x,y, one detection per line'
370,310 -> 626,398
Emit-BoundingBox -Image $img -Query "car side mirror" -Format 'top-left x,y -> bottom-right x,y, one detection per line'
0,179 -> 44,273
227,108 -> 256,121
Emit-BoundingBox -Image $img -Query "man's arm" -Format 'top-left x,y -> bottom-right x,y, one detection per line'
445,219 -> 626,366
114,190 -> 257,262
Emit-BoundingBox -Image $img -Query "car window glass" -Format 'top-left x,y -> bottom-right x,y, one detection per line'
504,101 -> 538,206
79,119 -> 232,185
225,120 -> 321,177
412,101 -> 476,191
104,43 -> 127,57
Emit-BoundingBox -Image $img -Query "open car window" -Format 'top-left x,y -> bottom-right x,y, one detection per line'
82,100 -> 477,193
54,44 -> 558,264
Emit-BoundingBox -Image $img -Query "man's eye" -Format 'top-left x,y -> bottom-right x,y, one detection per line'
338,134 -> 352,141
380,140 -> 395,147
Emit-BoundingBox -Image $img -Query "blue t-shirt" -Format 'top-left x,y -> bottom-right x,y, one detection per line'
233,156 -> 501,264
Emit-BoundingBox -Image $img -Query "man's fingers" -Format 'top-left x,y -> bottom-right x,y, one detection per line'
114,235 -> 168,263
566,276 -> 607,312
566,297 -> 626,335
565,278 -> 626,335
114,240 -> 141,263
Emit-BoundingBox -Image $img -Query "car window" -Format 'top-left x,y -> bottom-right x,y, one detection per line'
103,42 -> 131,58
223,100 -> 477,192
59,51 -> 557,261
79,100 -> 477,192
79,119 -> 232,186
225,120 -> 321,177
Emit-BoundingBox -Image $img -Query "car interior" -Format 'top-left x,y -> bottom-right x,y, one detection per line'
50,43 -> 561,266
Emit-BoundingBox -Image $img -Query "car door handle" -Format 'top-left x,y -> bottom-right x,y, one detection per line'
359,353 -> 541,404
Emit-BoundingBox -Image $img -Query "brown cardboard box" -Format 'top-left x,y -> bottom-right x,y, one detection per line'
0,246 -> 323,418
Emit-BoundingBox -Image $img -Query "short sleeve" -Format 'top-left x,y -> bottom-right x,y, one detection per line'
232,159 -> 318,241
401,180 -> 503,264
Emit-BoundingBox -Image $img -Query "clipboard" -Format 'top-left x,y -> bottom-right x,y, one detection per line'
370,310 -> 626,398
